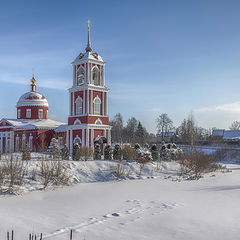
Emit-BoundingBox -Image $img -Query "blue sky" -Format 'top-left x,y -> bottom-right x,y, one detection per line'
1,0 -> 240,133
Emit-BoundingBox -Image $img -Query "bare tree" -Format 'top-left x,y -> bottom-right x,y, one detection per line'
110,113 -> 124,143
156,113 -> 173,141
229,121 -> 240,130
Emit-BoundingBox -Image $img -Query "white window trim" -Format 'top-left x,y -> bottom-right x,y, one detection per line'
38,109 -> 43,119
75,97 -> 83,116
76,66 -> 85,86
26,109 -> 31,118
93,96 -> 101,115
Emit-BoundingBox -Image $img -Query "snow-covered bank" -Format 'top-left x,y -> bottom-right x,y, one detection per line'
0,163 -> 239,240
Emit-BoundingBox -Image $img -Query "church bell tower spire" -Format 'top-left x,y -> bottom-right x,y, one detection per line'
85,20 -> 92,52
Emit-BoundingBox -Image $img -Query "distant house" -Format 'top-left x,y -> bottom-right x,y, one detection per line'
223,130 -> 240,142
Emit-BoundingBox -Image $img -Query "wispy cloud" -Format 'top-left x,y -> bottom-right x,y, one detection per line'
196,101 -> 240,113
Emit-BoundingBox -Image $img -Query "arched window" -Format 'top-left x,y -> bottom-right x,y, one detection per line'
94,97 -> 101,115
77,67 -> 85,85
75,97 -> 83,115
74,135 -> 81,145
92,67 -> 100,85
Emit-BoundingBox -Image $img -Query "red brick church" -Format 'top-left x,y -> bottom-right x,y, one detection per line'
0,22 -> 111,155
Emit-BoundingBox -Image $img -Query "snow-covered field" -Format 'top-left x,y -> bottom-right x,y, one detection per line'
0,156 -> 239,240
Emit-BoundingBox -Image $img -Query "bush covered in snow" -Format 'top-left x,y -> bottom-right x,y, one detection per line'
48,138 -> 61,159
72,143 -> 81,161
61,144 -> 69,160
104,145 -> 113,160
122,145 -> 138,161
94,144 -> 101,160
160,143 -> 183,161
22,144 -> 31,161
113,144 -> 122,161
150,144 -> 159,161
79,146 -> 93,161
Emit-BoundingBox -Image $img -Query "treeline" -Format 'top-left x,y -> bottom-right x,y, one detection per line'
110,114 -> 153,145
110,112 -> 212,146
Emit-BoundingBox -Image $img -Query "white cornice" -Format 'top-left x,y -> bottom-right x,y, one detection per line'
68,84 -> 109,93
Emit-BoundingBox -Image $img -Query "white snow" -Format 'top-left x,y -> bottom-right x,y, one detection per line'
1,118 -> 66,130
0,156 -> 239,239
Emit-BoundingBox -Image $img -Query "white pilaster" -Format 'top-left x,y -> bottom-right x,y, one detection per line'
10,131 -> 14,153
87,89 -> 89,114
66,129 -> 69,149
86,128 -> 89,147
106,92 -> 108,115
91,128 -> 94,147
72,92 -> 75,116
108,129 -> 111,145
0,133 -> 2,153
70,129 -> 73,156
82,128 -> 85,147
102,93 -> 104,116
83,89 -> 85,114
91,90 -> 93,114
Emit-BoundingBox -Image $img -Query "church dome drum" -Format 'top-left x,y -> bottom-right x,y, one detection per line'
16,75 -> 49,120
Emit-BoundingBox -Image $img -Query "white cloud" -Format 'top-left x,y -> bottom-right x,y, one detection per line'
195,101 -> 240,113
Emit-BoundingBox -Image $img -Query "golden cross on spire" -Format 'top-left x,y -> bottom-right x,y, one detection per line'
31,68 -> 36,85
88,20 -> 90,30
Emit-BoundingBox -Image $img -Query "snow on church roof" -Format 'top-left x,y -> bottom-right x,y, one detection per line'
73,51 -> 104,63
2,118 -> 66,130
17,91 -> 49,107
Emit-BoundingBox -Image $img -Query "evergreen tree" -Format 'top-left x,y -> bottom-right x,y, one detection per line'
113,144 -> 122,161
22,144 -> 31,161
94,143 -> 101,160
150,144 -> 159,161
135,122 -> 145,145
104,145 -> 113,160
134,143 -> 140,150
61,144 -> 69,160
0,151 -> 1,160
48,138 -> 61,159
72,143 -> 81,161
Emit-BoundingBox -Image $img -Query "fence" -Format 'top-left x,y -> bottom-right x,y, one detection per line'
5,230 -> 74,240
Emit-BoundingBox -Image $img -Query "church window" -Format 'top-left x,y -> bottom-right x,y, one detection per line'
94,97 -> 101,115
17,109 -> 21,119
26,109 -> 31,118
75,97 -> 83,115
16,136 -> 19,152
73,135 -> 81,145
77,67 -> 85,85
38,109 -> 43,119
22,134 -> 26,150
29,135 -> 33,151
92,67 -> 100,85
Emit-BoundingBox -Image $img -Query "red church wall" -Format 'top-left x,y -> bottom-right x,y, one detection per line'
94,129 -> 104,140
68,116 -> 109,125
17,106 -> 48,120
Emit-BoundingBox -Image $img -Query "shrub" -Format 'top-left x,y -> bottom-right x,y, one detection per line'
48,138 -> 61,159
94,144 -> 101,160
115,161 -> 131,179
22,144 -> 31,161
104,145 -> 113,160
178,151 -> 220,179
113,144 -> 122,161
61,144 -> 69,160
122,145 -> 138,161
79,146 -> 93,161
150,144 -> 159,161
136,148 -> 152,176
160,143 -> 183,161
41,161 -> 70,188
0,155 -> 25,193
72,143 -> 81,161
